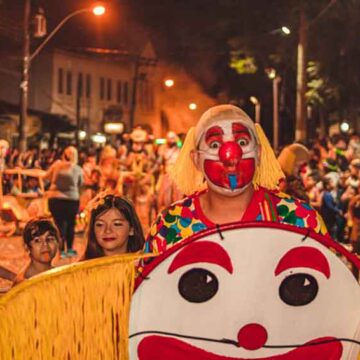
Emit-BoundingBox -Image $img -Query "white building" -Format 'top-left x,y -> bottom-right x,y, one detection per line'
0,13 -> 216,144
29,42 -> 158,136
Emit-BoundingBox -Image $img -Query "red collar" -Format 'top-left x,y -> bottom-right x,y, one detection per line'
194,187 -> 267,226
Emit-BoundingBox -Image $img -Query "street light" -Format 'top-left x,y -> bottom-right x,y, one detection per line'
92,5 -> 106,16
249,96 -> 261,124
164,79 -> 175,88
189,103 -> 197,111
269,26 -> 291,36
19,2 -> 106,151
340,121 -> 350,133
281,26 -> 291,35
91,133 -> 107,145
78,130 -> 87,141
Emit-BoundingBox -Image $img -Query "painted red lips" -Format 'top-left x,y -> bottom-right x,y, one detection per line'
204,158 -> 255,190
137,335 -> 343,360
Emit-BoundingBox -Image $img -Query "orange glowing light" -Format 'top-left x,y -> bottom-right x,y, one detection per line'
92,5 -> 106,16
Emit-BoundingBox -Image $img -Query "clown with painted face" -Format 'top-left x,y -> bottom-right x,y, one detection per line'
195,114 -> 259,195
145,104 -> 328,255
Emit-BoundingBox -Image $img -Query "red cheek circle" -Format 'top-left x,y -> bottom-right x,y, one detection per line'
204,159 -> 255,189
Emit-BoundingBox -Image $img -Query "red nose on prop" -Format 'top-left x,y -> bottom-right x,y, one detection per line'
237,323 -> 268,350
218,141 -> 243,165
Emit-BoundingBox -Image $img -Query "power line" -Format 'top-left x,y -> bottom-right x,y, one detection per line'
308,0 -> 339,28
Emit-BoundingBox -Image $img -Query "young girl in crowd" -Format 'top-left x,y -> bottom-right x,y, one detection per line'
85,193 -> 144,259
14,216 -> 60,284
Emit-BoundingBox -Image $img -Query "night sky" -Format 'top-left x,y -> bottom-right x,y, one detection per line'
1,0 -> 359,141
0,1 -> 330,93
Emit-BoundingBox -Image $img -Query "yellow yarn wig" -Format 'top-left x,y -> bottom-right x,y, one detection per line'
0,253 -> 145,360
170,104 -> 284,195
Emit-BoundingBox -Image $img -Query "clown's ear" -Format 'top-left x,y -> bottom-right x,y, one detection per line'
252,123 -> 284,190
169,127 -> 206,195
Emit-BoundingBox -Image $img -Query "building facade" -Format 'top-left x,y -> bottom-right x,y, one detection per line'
29,43 -> 158,137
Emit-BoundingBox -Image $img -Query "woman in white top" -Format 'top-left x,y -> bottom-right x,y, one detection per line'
44,146 -> 83,257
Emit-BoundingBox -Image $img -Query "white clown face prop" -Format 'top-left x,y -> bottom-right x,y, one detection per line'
130,223 -> 360,360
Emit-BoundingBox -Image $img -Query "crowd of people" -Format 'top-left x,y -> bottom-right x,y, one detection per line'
0,104 -> 359,289
0,127 -> 182,241
280,133 -> 360,249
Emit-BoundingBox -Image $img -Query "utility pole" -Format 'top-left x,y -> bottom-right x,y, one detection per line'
19,0 -> 31,152
129,57 -> 140,131
295,3 -> 308,142
76,74 -> 82,148
273,76 -> 281,150
129,56 -> 157,131
18,4 -> 105,152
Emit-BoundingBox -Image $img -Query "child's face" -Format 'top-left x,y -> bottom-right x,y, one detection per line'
94,208 -> 133,255
91,171 -> 100,183
28,178 -> 38,187
28,230 -> 58,264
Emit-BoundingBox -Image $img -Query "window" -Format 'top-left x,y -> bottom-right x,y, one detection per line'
123,81 -> 129,105
58,68 -> 63,94
149,85 -> 154,110
66,70 -> 72,95
100,77 -> 105,100
107,79 -> 112,101
86,74 -> 91,98
77,72 -> 83,97
116,80 -> 122,104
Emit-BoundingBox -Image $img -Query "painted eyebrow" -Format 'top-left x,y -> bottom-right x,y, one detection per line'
274,246 -> 330,279
168,241 -> 233,274
231,123 -> 249,133
232,123 -> 250,133
205,126 -> 224,143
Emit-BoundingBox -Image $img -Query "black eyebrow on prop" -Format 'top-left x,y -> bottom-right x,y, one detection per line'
216,224 -> 224,240
138,272 -> 150,281
301,228 -> 311,242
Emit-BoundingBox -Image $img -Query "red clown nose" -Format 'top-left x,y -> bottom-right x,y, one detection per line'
218,141 -> 243,166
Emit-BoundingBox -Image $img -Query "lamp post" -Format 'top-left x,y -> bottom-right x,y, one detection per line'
249,96 -> 260,124
295,4 -> 307,143
19,2 -> 106,151
266,68 -> 281,150
272,76 -> 281,151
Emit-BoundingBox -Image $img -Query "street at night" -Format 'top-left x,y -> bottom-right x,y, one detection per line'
0,0 -> 360,359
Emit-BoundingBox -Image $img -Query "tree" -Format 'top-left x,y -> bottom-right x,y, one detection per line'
306,61 -> 339,137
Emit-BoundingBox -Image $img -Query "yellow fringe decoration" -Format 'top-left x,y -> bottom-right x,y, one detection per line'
169,126 -> 206,195
252,123 -> 285,190
0,253 -> 147,360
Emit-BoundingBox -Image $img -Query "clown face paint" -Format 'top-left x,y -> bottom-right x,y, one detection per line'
196,121 -> 258,196
130,223 -> 360,360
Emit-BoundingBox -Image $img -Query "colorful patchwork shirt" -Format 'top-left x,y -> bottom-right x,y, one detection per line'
145,188 -> 329,254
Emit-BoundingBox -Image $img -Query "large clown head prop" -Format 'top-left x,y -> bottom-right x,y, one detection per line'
130,223 -> 360,359
170,104 -> 284,197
